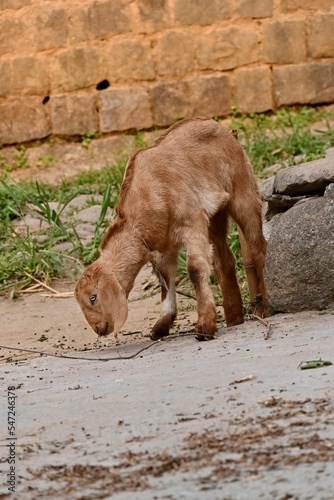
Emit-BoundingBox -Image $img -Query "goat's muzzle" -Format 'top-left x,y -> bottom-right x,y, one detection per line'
95,322 -> 112,337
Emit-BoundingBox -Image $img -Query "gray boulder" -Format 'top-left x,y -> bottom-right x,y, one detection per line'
273,156 -> 334,195
264,196 -> 334,312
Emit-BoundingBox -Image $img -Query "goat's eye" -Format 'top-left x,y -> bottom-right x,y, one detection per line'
89,295 -> 97,305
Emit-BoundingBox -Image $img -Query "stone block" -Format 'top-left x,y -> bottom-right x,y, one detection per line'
149,82 -> 188,126
264,197 -> 334,312
187,74 -> 232,118
50,93 -> 99,136
263,20 -> 306,64
197,27 -> 259,71
273,62 -> 334,106
280,0 -> 333,12
51,47 -> 106,93
174,0 -> 231,25
0,59 -> 11,97
152,30 -> 197,77
234,66 -> 272,113
0,15 -> 25,54
149,74 -> 231,126
67,6 -> 90,44
0,0 -> 31,9
239,0 -> 273,18
0,97 -> 51,145
10,56 -> 49,95
106,39 -> 155,82
33,6 -> 68,50
99,87 -> 153,132
307,14 -> 334,58
273,157 -> 334,196
88,0 -> 132,38
136,0 -> 171,32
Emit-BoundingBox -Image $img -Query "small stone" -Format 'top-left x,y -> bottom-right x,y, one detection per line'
324,183 -> 334,198
73,223 -> 96,239
76,206 -> 111,223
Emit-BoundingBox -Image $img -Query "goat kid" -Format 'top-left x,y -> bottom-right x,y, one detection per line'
75,117 -> 268,341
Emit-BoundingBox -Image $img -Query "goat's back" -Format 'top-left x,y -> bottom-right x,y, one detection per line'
116,118 -> 259,247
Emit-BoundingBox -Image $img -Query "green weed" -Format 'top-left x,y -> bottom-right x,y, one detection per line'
35,155 -> 56,168
231,106 -> 334,176
81,131 -> 97,148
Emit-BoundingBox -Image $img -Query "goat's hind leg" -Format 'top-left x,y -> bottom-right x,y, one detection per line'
209,212 -> 244,327
150,251 -> 178,340
230,196 -> 269,316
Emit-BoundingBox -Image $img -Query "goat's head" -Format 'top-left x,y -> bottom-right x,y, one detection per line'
75,261 -> 128,338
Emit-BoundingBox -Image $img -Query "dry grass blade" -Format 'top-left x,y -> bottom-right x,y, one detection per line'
24,271 -> 59,294
16,284 -> 44,294
41,292 -> 74,298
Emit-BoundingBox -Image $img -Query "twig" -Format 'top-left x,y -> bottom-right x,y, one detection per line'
0,333 -> 198,363
250,314 -> 274,340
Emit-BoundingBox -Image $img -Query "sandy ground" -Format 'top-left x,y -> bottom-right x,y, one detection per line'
1,265 -> 334,499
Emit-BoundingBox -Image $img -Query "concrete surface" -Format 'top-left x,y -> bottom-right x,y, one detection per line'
1,307 -> 334,499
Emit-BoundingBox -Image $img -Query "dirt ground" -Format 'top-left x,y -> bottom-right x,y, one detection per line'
1,263 -> 334,499
1,127 -> 334,498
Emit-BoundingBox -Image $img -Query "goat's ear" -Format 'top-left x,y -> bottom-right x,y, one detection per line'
98,272 -> 128,338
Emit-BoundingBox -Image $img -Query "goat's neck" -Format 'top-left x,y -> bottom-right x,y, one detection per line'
101,228 -> 150,297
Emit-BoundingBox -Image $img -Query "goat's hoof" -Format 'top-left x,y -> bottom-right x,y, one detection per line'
226,316 -> 244,327
195,334 -> 215,341
150,330 -> 170,341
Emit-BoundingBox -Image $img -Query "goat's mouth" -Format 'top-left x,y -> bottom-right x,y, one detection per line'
95,322 -> 112,337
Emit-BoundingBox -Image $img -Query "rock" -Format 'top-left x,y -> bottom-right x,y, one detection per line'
325,147 -> 334,158
76,205 -> 111,223
262,213 -> 283,240
11,213 -> 49,234
52,242 -> 73,252
260,176 -> 316,219
61,194 -> 96,215
73,223 -> 96,239
325,183 -> 334,198
273,156 -> 334,195
264,196 -> 334,312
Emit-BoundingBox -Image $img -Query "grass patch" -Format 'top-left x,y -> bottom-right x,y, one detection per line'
231,106 -> 334,176
1,106 -> 333,292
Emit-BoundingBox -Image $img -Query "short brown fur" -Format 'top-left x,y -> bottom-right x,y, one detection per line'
75,118 -> 268,340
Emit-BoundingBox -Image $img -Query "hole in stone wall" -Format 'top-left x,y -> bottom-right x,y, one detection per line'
96,79 -> 110,91
42,96 -> 50,104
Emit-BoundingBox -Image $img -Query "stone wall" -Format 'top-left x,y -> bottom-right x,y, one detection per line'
1,0 -> 334,145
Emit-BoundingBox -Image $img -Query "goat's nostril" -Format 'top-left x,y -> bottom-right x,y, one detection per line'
95,326 -> 100,334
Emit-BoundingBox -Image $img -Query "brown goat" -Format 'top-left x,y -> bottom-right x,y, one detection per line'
75,117 -> 267,341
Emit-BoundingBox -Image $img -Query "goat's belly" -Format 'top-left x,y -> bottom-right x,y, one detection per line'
198,190 -> 230,218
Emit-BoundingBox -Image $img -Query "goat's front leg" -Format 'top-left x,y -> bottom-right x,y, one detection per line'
150,251 -> 178,340
185,231 -> 217,341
